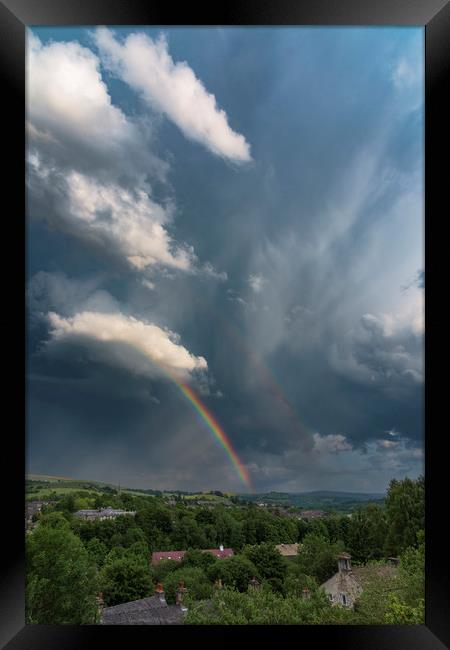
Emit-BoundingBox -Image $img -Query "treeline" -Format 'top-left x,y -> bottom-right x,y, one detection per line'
25,476 -> 424,624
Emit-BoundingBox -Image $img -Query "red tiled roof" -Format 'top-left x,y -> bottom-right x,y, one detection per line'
151,551 -> 186,564
151,548 -> 233,564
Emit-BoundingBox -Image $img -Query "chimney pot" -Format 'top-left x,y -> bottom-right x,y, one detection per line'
176,580 -> 188,606
155,582 -> 166,603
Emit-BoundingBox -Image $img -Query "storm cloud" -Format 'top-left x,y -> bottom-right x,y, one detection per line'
27,27 -> 424,493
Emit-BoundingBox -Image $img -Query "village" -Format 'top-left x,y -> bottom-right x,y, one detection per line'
24,475 -> 423,625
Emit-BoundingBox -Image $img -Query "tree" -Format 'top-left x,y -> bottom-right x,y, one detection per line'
351,563 -> 399,624
296,533 -> 344,584
207,555 -> 259,592
26,523 -> 98,624
347,504 -> 388,562
385,594 -> 424,624
242,543 -> 287,584
86,537 -> 108,568
185,585 -> 354,625
384,529 -> 425,624
101,555 -> 153,606
181,549 -> 218,572
384,476 -> 424,556
55,493 -> 75,513
283,563 -> 318,598
163,567 -> 213,604
152,559 -> 181,583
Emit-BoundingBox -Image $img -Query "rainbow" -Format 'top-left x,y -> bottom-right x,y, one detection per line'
141,358 -> 252,491
173,378 -> 252,491
106,336 -> 253,491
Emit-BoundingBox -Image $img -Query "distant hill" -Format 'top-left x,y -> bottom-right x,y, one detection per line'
295,490 -> 384,500
236,490 -> 385,512
26,475 -> 234,504
26,475 -> 384,512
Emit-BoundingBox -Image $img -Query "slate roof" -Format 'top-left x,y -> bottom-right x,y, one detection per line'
100,596 -> 185,625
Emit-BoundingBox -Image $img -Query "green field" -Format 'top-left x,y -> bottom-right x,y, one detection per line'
25,475 -> 238,506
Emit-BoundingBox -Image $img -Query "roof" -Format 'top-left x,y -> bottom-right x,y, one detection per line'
300,510 -> 326,519
351,563 -> 398,585
25,501 -> 49,514
151,548 -> 234,564
321,563 -> 398,598
74,507 -> 136,518
275,543 -> 300,556
100,596 -> 184,625
152,551 -> 186,563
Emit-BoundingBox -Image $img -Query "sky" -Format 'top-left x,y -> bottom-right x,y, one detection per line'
26,26 -> 424,494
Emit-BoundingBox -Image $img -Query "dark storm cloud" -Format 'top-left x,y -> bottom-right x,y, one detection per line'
26,26 -> 424,492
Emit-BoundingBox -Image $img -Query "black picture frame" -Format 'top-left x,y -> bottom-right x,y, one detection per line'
1,0 -> 448,647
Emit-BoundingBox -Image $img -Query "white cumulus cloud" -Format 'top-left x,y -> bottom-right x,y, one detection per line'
94,28 -> 252,163
47,310 -> 207,380
27,33 -> 147,175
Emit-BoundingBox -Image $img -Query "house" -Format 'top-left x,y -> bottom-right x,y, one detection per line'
299,509 -> 326,520
99,582 -> 187,625
321,553 -> 398,609
25,500 -> 50,528
151,545 -> 234,565
275,543 -> 301,558
74,506 -> 136,521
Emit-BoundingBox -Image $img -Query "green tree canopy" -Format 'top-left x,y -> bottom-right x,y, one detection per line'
242,543 -> 287,584
384,476 -> 424,556
347,504 -> 388,562
296,533 -> 344,584
163,567 -> 213,604
26,523 -> 98,624
100,555 -> 153,606
207,555 -> 259,592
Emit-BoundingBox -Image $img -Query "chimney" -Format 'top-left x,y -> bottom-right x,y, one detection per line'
95,592 -> 104,620
176,580 -> 188,613
302,587 -> 311,600
155,582 -> 166,604
337,553 -> 352,574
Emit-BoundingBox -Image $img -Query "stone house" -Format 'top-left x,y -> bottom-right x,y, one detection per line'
74,506 -> 136,521
321,553 -> 398,609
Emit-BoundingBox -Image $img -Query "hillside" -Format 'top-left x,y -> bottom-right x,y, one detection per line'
237,490 -> 385,512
